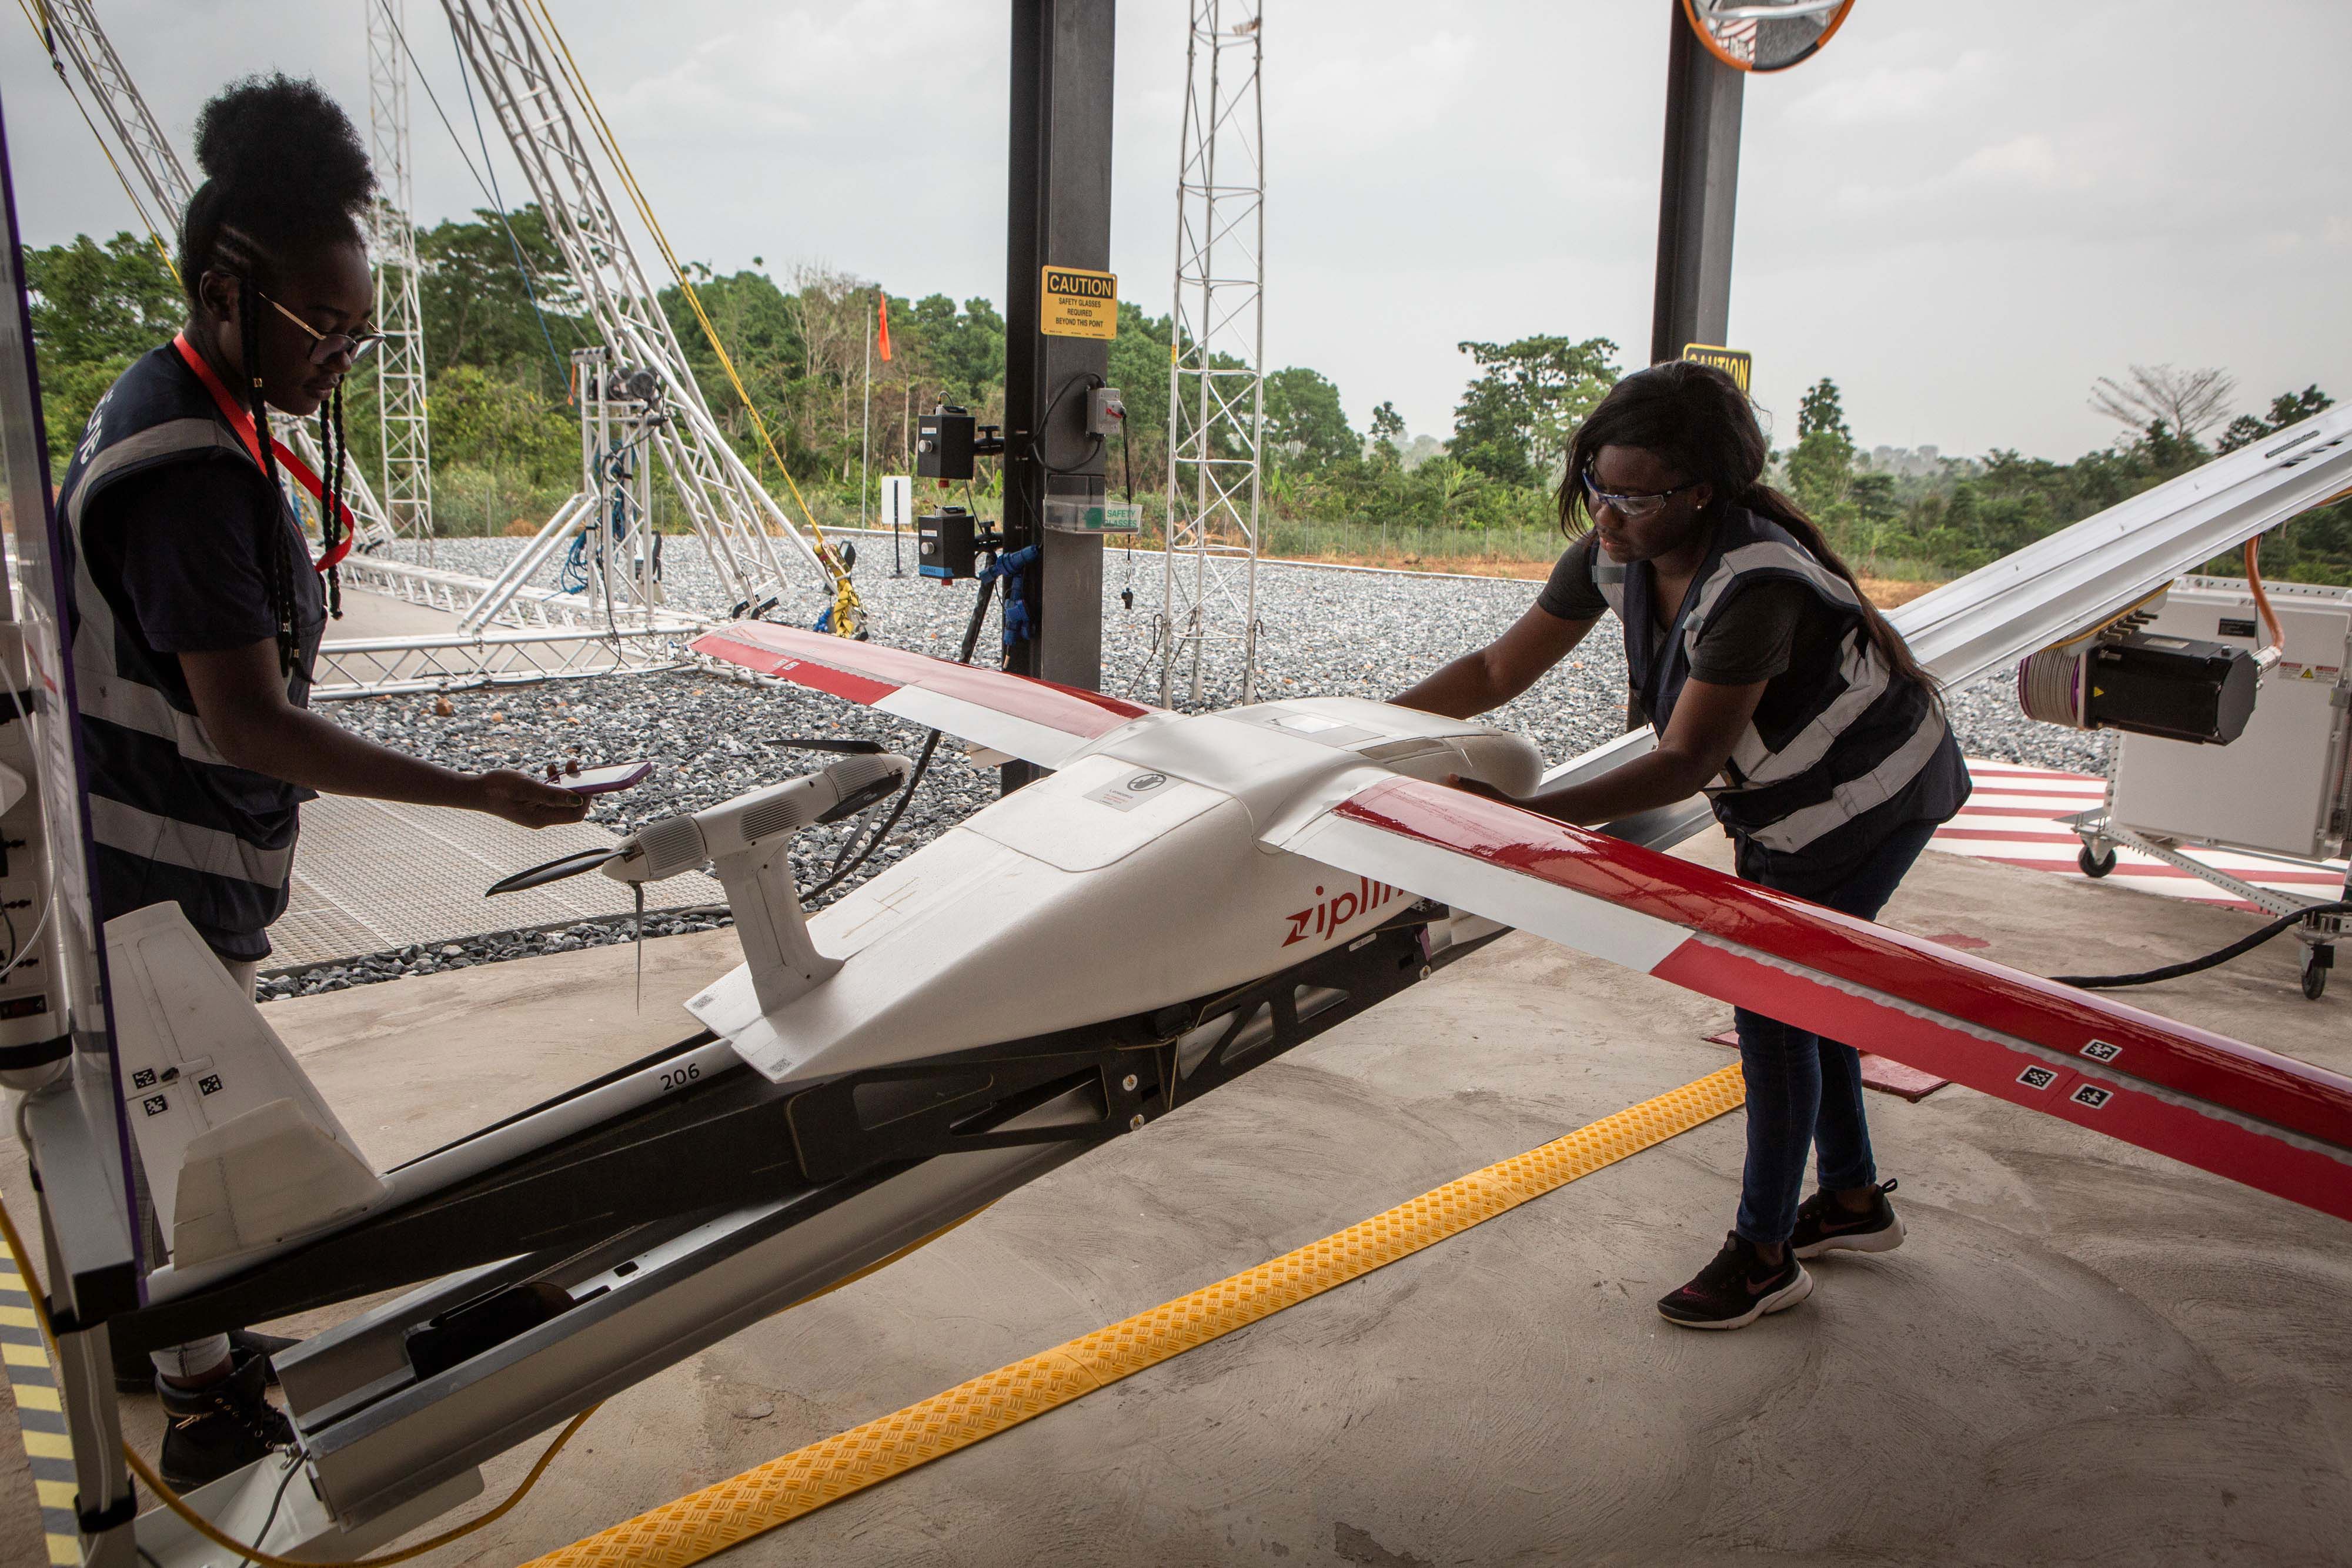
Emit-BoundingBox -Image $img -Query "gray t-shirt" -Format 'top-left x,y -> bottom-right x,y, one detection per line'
1536,533 -> 1813,685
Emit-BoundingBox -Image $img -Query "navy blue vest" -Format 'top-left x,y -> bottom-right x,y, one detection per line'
54,346 -> 324,959
1592,507 -> 1966,860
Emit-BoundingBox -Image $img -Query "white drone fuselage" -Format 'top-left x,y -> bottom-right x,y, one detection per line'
677,698 -> 1542,1088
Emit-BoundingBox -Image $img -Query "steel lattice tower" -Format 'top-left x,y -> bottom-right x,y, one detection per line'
365,0 -> 435,550
1155,1 -> 1265,707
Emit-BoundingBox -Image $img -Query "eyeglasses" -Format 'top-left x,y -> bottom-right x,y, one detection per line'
1582,470 -> 1700,521
256,288 -> 384,367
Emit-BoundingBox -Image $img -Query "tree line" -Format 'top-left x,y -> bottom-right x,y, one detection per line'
20,210 -> 2348,584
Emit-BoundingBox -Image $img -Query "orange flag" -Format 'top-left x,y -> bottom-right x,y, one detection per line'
877,295 -> 893,362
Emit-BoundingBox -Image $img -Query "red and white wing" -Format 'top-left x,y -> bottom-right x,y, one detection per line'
1271,774 -> 2352,1225
693,623 -> 1159,770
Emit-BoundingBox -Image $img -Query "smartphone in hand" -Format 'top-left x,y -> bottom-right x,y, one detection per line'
552,760 -> 653,795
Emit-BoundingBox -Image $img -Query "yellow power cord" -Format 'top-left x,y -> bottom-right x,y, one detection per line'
0,1188 -> 593,1566
519,0 -> 865,640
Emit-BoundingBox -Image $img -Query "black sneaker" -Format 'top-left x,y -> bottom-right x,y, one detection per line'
156,1351 -> 294,1492
116,1328 -> 298,1395
1789,1179 -> 1904,1261
1656,1231 -> 1813,1330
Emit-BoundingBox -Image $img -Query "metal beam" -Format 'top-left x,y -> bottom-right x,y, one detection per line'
1649,0 -> 1744,365
1003,0 -> 1117,757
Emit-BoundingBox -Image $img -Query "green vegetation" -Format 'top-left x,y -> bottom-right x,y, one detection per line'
21,211 -> 2349,584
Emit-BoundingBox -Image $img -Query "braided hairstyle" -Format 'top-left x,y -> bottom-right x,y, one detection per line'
177,75 -> 373,676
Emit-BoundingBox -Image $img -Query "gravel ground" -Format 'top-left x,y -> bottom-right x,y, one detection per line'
277,534 -> 2108,999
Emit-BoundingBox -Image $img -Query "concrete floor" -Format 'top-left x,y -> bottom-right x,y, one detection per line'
2,837 -> 2347,1566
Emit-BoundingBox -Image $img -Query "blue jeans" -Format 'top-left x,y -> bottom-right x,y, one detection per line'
1730,818 -> 1940,1246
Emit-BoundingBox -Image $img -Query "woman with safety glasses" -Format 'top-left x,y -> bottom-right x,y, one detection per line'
51,74 -> 585,1487
1396,360 -> 1967,1332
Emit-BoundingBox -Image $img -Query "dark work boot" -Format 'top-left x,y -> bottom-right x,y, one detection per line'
118,1329 -> 298,1395
157,1352 -> 293,1492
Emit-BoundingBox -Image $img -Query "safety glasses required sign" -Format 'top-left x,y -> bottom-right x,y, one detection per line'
1041,265 -> 1118,339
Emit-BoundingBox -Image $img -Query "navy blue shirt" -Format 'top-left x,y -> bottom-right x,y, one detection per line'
79,452 -> 325,957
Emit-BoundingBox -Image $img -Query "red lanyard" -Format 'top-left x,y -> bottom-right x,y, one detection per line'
171,332 -> 354,571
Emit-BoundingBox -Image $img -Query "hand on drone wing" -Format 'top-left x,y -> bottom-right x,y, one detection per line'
475,769 -> 593,829
1443,773 -> 1514,805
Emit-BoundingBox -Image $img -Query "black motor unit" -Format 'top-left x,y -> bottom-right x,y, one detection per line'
915,404 -> 1004,482
2019,629 -> 2260,745
918,506 -> 981,581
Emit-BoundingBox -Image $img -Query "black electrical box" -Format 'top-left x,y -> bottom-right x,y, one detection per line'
917,406 -> 975,480
915,404 -> 1001,481
918,506 -> 980,581
2086,631 -> 2260,745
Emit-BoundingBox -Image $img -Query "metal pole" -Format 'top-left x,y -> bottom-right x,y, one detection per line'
1003,0 -> 1115,788
860,290 -> 873,534
1650,0 -> 1743,366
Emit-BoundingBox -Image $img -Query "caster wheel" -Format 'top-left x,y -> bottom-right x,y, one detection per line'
2302,949 -> 2330,1002
2078,845 -> 2118,878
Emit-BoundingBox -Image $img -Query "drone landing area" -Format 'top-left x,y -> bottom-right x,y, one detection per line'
1,838 -> 2346,1566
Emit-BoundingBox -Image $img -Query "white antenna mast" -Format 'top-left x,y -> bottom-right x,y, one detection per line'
365,0 -> 436,553
1155,0 -> 1266,707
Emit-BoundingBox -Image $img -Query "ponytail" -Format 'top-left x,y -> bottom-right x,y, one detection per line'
1561,360 -> 1940,701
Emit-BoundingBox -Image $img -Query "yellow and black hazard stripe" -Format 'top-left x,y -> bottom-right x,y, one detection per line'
1,1252 -> 79,1565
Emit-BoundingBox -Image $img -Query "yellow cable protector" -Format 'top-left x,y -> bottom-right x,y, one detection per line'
523,1064 -> 1747,1568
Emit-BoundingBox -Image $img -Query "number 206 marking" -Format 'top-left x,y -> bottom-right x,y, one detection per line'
660,1064 -> 701,1092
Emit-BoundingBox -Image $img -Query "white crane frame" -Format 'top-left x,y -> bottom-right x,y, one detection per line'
438,0 -> 826,621
34,0 -> 406,550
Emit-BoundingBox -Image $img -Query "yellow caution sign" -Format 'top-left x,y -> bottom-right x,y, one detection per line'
1682,343 -> 1752,393
1041,265 -> 1118,340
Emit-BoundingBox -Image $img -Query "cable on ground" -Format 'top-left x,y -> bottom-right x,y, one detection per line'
2051,900 -> 2348,989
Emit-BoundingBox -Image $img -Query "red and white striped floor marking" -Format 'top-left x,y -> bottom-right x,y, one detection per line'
1930,759 -> 2348,912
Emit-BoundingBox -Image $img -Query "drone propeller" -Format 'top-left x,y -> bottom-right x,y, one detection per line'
769,737 -> 890,755
486,846 -> 621,897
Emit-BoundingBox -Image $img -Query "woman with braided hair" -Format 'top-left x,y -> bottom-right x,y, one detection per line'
53,73 -> 586,1487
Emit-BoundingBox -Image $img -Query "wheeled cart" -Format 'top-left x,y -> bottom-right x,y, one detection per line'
2067,576 -> 2352,999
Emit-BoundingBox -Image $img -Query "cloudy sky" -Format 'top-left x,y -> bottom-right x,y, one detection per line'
6,1 -> 2346,459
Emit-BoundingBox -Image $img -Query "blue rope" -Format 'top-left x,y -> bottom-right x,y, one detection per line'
983,546 -> 1038,649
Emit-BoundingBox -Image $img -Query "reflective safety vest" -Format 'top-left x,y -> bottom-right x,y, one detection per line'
52,343 -> 326,957
1591,506 -> 1966,859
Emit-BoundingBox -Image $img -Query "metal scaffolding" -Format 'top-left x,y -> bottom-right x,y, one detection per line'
31,0 -> 405,551
439,0 -> 826,621
365,0 -> 436,550
1155,0 -> 1266,707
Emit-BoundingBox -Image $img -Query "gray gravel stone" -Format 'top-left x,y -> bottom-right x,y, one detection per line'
279,537 -> 2102,999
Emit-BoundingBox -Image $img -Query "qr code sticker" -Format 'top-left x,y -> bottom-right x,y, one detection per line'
2080,1041 -> 2122,1064
2016,1066 -> 2058,1091
131,1068 -> 156,1089
140,1095 -> 168,1116
2070,1084 -> 2113,1110
198,1074 -> 223,1096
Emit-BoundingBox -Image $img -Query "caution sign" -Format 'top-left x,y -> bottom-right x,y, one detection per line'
1681,343 -> 1752,394
1041,265 -> 1118,340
